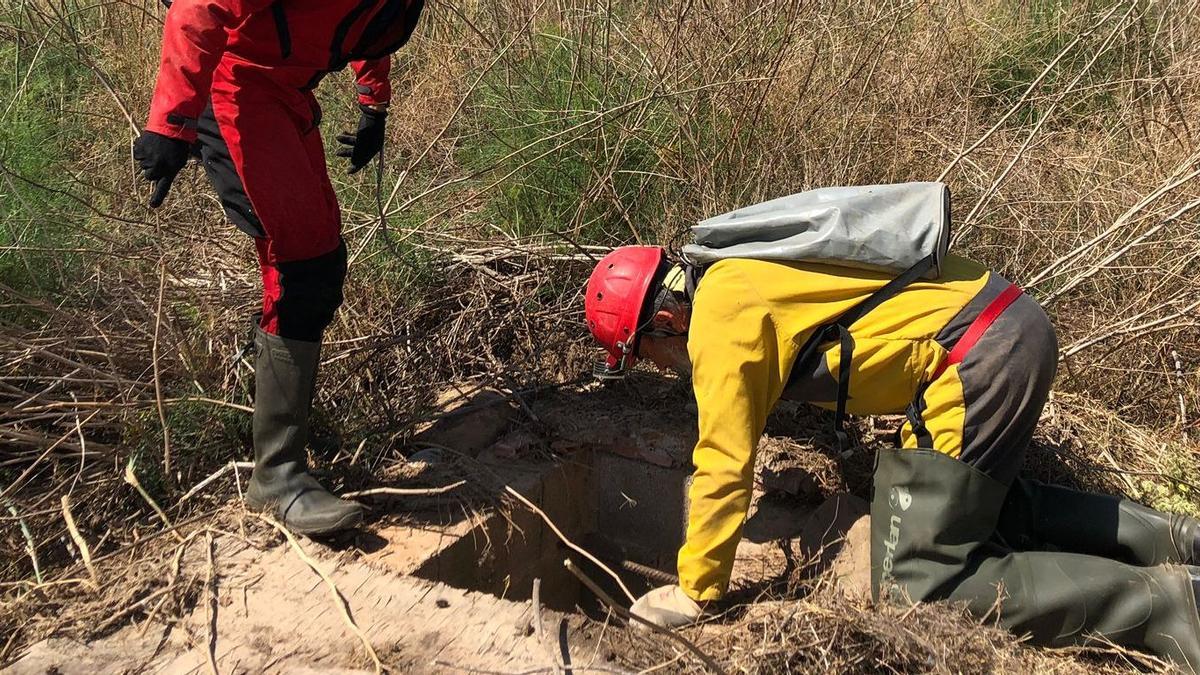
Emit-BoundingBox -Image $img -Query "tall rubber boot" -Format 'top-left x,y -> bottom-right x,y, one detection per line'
872,448 -> 1200,672
997,478 -> 1199,566
246,328 -> 363,535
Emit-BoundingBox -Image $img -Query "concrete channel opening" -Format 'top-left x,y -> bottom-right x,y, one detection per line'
359,388 -> 864,620
408,449 -> 692,613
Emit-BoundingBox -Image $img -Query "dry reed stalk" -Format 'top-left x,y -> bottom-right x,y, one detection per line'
59,495 -> 98,590
123,459 -> 184,542
960,2 -> 1139,230
938,2 -> 1127,185
152,260 -> 172,478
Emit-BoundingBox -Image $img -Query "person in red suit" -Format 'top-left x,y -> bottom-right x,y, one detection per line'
133,0 -> 424,535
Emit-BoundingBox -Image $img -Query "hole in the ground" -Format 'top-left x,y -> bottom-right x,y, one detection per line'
410,449 -> 691,614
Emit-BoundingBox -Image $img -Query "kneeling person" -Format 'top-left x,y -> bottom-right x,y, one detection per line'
584,246 -> 1200,670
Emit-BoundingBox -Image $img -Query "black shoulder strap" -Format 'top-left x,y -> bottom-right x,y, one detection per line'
832,254 -> 935,328
789,254 -> 936,454
683,262 -> 704,302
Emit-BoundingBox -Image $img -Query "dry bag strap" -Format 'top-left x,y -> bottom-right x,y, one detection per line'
790,254 -> 937,455
930,282 -> 1022,381
683,262 -> 704,302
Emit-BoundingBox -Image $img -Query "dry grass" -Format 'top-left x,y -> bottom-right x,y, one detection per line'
2,0 -> 1200,670
607,586 -> 1175,674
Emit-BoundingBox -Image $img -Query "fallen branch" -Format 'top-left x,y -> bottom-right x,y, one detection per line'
562,559 -> 727,675
343,480 -> 467,499
93,585 -> 175,635
179,462 -> 255,502
504,485 -> 637,604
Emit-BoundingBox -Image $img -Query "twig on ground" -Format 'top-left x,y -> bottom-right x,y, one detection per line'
93,585 -> 175,635
499,371 -> 541,425
123,459 -> 185,542
504,485 -> 637,604
204,531 -> 219,675
343,480 -> 467,499
562,559 -> 727,675
257,514 -> 384,674
180,462 -> 255,502
84,511 -> 214,571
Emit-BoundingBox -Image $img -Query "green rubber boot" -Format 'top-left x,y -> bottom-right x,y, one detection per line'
997,478 -> 1199,566
872,448 -> 1200,672
245,328 -> 363,536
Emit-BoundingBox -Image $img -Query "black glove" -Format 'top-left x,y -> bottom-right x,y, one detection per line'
336,104 -> 387,175
133,130 -> 190,208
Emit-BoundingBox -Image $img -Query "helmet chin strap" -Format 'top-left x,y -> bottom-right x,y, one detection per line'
592,289 -> 690,381
592,361 -> 627,380
593,339 -> 636,380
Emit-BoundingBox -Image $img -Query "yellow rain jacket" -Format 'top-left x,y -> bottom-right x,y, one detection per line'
678,255 -> 991,601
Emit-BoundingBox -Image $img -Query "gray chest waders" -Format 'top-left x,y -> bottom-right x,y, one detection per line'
872,449 -> 1200,671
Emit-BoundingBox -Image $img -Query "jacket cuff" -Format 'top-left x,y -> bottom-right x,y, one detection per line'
684,585 -> 723,602
355,83 -> 391,107
145,111 -> 199,143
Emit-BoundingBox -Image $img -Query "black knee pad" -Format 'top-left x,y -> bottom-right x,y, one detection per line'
274,240 -> 348,342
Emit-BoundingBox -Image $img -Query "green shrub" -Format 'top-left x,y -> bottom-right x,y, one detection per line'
0,29 -> 89,296
461,29 -> 686,246
977,1 -> 1146,126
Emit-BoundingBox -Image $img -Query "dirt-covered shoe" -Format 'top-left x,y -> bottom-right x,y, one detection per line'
246,473 -> 363,536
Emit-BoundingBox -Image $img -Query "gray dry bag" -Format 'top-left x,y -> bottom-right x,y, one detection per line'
682,181 -> 951,278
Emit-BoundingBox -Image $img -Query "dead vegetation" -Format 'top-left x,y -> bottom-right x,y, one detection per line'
608,587 -> 1176,674
2,0 -> 1200,671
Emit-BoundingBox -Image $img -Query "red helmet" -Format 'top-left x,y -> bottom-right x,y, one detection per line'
585,246 -> 666,377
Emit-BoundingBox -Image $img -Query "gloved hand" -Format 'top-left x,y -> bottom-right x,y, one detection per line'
132,130 -> 190,208
336,104 -> 387,174
629,585 -> 702,631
